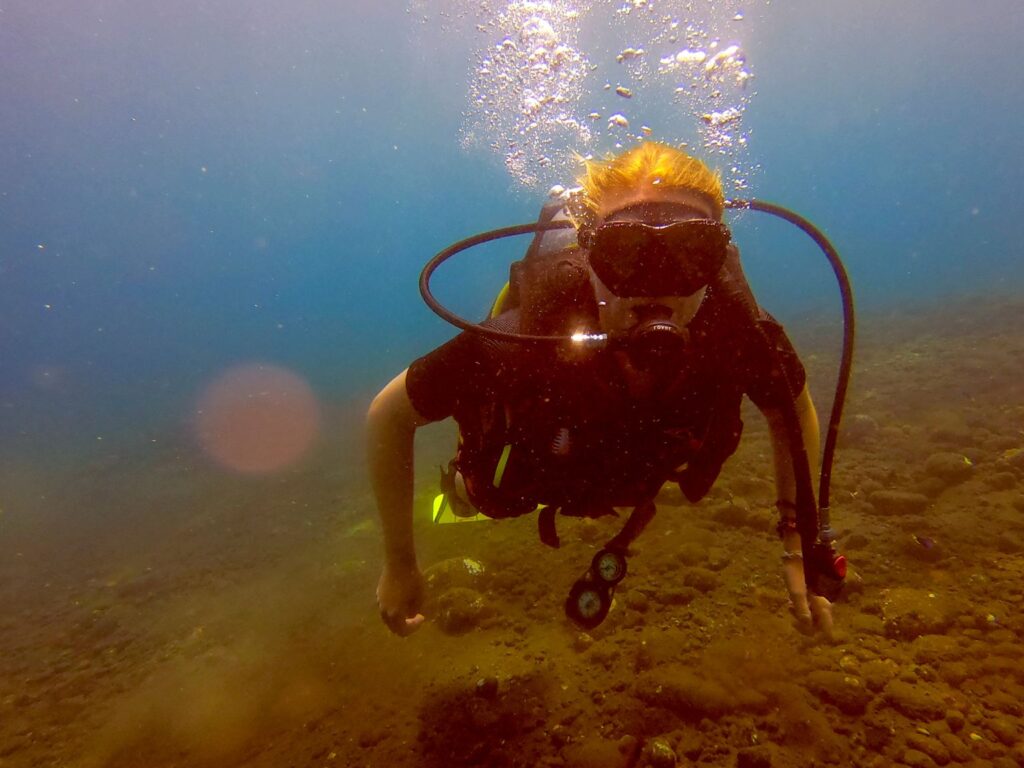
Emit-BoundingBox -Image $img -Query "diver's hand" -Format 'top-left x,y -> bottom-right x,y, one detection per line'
377,563 -> 426,636
788,587 -> 834,627
782,553 -> 810,622
809,594 -> 834,639
782,554 -> 834,639
788,590 -> 834,640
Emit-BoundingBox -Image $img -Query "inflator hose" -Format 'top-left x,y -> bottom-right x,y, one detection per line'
727,200 -> 855,526
420,220 -> 577,343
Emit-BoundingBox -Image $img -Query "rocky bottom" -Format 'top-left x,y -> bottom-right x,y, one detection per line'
0,298 -> 1022,768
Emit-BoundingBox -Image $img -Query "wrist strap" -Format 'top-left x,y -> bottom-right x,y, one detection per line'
775,500 -> 799,539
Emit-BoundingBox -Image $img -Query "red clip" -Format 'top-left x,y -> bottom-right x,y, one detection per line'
832,554 -> 847,579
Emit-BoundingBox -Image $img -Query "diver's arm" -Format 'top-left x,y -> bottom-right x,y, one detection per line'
366,368 -> 431,635
760,383 -> 833,633
763,382 -> 820,512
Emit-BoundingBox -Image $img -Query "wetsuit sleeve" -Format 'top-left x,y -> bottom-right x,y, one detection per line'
405,330 -> 495,422
739,310 -> 808,411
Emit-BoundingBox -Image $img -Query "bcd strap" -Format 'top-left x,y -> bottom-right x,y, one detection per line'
537,501 -> 656,553
606,501 -> 657,552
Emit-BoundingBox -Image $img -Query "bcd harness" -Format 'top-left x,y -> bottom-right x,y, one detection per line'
420,196 -> 853,625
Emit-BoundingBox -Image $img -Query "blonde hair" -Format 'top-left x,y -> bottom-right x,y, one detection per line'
576,142 -> 725,219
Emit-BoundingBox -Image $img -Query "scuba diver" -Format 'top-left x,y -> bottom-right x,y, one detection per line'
368,142 -> 849,636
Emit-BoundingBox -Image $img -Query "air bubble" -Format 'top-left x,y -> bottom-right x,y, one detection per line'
521,16 -> 557,47
676,49 -> 707,64
704,45 -> 743,75
701,108 -> 742,126
463,1 -> 591,188
616,47 -> 645,62
458,0 -> 760,193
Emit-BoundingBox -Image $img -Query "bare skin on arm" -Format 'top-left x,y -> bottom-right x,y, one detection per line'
366,369 -> 429,636
762,383 -> 834,636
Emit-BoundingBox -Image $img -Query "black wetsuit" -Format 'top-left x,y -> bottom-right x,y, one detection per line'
406,249 -> 806,519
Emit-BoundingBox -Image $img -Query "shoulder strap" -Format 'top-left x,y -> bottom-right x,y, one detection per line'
510,202 -> 597,336
711,243 -> 759,322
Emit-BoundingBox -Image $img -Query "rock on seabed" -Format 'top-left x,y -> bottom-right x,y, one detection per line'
868,490 -> 930,516
881,587 -> 956,640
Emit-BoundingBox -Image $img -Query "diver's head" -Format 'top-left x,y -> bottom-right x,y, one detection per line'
575,141 -> 725,225
572,143 -> 731,359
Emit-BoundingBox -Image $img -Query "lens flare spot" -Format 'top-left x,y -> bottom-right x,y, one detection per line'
195,363 -> 320,474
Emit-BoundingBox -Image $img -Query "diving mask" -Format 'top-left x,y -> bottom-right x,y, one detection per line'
587,217 -> 731,299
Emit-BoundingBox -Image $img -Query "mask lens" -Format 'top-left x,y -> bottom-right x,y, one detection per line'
589,220 -> 730,297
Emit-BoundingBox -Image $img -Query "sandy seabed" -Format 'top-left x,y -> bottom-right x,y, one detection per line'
1,297 -> 1023,768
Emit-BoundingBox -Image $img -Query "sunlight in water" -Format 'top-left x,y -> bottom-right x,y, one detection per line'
193,363 -> 320,473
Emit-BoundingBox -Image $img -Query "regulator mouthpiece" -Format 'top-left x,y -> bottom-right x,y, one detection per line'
627,318 -> 688,362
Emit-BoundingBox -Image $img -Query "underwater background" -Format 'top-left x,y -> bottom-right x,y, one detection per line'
3,0 -> 1022,465
1,1 -> 1023,767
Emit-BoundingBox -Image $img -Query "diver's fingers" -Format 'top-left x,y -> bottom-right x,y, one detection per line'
380,608 -> 426,637
788,590 -> 810,619
809,595 -> 835,640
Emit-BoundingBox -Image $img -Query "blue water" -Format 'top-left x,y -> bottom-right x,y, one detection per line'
1,0 -> 1022,463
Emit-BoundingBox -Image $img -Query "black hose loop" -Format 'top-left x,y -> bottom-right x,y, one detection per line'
419,220 -> 576,343
726,199 -> 855,515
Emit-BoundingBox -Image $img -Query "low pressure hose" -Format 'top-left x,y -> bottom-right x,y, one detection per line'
726,199 -> 855,533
